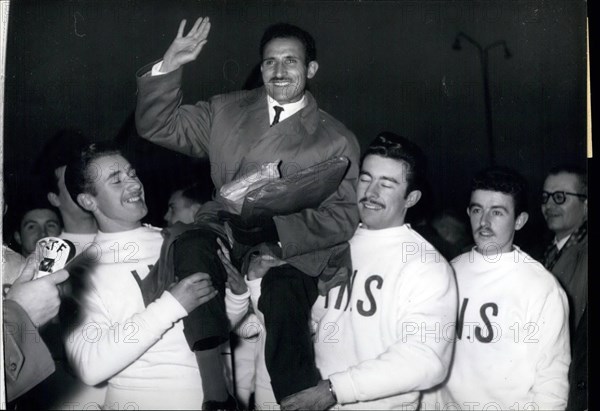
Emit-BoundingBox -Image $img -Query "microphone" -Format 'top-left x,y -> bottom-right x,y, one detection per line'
34,237 -> 76,279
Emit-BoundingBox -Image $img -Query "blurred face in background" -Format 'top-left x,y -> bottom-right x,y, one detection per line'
164,190 -> 201,226
14,208 -> 62,256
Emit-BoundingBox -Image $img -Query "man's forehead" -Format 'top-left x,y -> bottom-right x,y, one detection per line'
361,155 -> 409,176
544,172 -> 580,190
21,209 -> 59,225
91,154 -> 131,175
263,37 -> 305,57
470,189 -> 514,207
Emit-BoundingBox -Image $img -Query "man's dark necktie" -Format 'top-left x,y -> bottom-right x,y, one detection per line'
271,106 -> 284,126
543,243 -> 560,270
543,222 -> 587,271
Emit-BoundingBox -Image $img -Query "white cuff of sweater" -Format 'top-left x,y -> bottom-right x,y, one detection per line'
225,288 -> 251,310
245,277 -> 262,299
328,371 -> 357,405
153,290 -> 188,324
151,61 -> 166,76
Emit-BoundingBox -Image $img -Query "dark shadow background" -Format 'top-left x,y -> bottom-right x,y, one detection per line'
2,0 -> 588,257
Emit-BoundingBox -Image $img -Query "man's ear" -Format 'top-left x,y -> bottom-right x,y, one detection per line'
77,193 -> 96,212
515,212 -> 529,231
307,61 -> 319,79
405,190 -> 422,209
47,192 -> 60,208
14,231 -> 22,246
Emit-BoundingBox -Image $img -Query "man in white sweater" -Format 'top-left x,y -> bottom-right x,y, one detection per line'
270,132 -> 457,410
61,143 -> 248,410
422,167 -> 571,410
38,129 -> 98,256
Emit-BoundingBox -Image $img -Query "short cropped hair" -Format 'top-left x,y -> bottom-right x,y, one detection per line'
13,200 -> 62,234
471,166 -> 529,215
35,129 -> 91,196
260,23 -> 317,64
64,142 -> 121,205
547,165 -> 587,196
363,132 -> 427,194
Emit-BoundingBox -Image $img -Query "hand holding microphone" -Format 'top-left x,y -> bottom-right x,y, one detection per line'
5,242 -> 71,328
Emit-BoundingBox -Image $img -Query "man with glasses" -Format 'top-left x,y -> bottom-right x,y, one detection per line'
541,165 -> 587,410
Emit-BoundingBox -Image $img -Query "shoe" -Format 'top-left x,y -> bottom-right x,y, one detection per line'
202,394 -> 239,411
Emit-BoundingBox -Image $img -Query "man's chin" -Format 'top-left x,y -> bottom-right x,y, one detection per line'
139,207 -> 149,220
128,204 -> 148,220
266,88 -> 302,104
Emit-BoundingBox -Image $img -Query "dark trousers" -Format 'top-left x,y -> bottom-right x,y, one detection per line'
174,230 -> 230,350
258,265 -> 320,402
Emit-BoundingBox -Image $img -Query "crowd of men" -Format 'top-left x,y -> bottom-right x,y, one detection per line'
2,18 -> 587,411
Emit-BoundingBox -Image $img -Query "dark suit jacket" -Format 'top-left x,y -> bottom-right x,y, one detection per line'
3,300 -> 55,402
552,233 -> 587,332
550,233 -> 588,411
135,64 -> 360,290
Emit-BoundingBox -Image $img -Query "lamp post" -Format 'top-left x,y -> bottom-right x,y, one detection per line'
453,32 -> 511,165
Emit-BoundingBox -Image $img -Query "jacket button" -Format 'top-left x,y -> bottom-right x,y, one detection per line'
9,363 -> 17,371
577,381 -> 587,390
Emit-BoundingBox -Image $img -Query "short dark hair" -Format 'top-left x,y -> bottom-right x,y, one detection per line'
260,23 -> 316,64
17,206 -> 61,230
64,142 -> 122,205
11,192 -> 62,234
471,166 -> 529,215
176,182 -> 213,205
547,164 -> 587,196
363,132 -> 427,194
34,129 -> 91,196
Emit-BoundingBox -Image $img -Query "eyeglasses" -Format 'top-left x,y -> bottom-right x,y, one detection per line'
541,191 -> 587,205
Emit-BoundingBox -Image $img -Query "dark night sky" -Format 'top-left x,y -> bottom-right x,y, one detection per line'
2,0 -> 588,252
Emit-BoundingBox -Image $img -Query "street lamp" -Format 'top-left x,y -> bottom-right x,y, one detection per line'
453,31 -> 511,165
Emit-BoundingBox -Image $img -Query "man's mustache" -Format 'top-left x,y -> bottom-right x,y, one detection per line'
359,197 -> 385,208
268,77 -> 293,83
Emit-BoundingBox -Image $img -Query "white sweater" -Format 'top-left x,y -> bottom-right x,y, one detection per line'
60,231 -> 97,257
63,225 -> 249,410
316,224 -> 458,410
422,247 -> 570,410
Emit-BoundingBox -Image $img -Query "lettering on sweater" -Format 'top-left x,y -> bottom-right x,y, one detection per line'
456,298 -> 540,343
324,270 -> 384,317
130,264 -> 155,288
457,298 -> 498,343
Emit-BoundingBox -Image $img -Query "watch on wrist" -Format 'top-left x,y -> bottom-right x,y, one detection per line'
328,379 -> 338,402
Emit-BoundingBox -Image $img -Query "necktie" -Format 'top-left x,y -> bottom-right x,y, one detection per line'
543,243 -> 560,270
271,106 -> 284,126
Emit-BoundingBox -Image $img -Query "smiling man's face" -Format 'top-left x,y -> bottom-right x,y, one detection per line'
80,154 -> 147,233
541,172 -> 587,241
357,155 -> 419,230
261,37 -> 318,105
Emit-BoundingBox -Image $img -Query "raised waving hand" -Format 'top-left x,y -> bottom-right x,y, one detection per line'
161,17 -> 211,74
